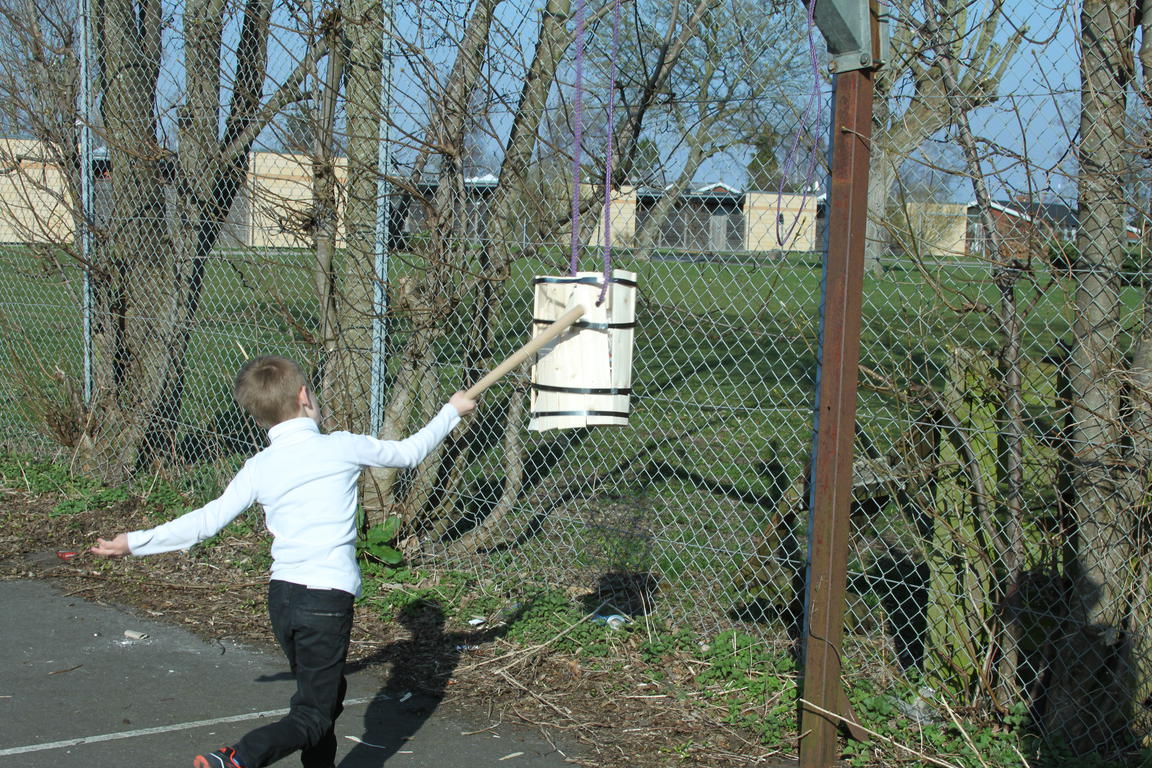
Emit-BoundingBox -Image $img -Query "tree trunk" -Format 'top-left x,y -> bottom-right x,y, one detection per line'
311,29 -> 345,409
1120,321 -> 1152,736
863,152 -> 898,272
447,385 -> 527,553
1124,7 -> 1152,732
89,0 -> 172,476
87,0 -> 282,473
140,0 -> 272,465
363,0 -> 500,525
1043,0 -> 1139,751
635,140 -> 706,259
331,0 -> 382,443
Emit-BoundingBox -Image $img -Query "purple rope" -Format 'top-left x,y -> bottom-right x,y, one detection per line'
568,0 -> 588,276
775,0 -> 825,248
596,0 -> 622,306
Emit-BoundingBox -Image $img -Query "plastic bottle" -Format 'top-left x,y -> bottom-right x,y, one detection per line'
595,614 -> 629,629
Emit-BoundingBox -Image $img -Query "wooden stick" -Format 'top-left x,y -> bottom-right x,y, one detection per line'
464,304 -> 586,398
798,699 -> 962,768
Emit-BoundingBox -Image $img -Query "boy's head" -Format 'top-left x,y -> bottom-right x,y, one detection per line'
234,356 -> 312,428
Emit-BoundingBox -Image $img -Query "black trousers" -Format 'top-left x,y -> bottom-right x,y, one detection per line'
234,580 -> 354,768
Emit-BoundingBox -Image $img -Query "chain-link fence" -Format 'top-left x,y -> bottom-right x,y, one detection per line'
0,0 -> 1150,763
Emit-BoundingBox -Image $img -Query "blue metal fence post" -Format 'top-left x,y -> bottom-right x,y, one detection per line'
370,0 -> 395,436
79,0 -> 95,405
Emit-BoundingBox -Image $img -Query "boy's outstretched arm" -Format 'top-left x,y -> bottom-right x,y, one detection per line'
91,533 -> 130,557
349,391 -> 476,469
89,470 -> 257,559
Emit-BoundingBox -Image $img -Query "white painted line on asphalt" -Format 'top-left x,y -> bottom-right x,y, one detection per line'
0,695 -> 381,756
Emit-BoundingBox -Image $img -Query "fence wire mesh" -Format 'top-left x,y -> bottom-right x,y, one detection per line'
0,0 -> 1151,763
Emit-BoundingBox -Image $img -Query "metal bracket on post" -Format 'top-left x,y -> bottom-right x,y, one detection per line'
811,0 -> 889,73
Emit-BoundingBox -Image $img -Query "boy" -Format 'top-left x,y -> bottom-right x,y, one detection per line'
91,355 -> 476,768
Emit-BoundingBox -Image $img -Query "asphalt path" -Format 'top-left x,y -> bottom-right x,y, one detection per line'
0,578 -> 574,767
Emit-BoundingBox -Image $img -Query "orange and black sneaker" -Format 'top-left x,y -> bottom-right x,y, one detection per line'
193,747 -> 243,768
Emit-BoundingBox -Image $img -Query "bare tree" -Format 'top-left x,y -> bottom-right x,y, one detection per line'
1042,0 -> 1146,751
438,0 -> 728,552
866,0 -> 1024,273
922,0 -> 1026,709
0,0 -> 319,475
630,0 -> 808,260
360,0 -> 507,525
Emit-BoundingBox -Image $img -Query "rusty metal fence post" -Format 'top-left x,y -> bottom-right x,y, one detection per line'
799,1 -> 882,764
798,63 -> 874,768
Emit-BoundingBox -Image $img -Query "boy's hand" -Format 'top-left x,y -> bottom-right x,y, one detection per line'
449,391 -> 477,417
90,534 -> 130,558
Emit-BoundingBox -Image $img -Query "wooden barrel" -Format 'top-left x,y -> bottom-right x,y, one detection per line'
529,270 -> 636,431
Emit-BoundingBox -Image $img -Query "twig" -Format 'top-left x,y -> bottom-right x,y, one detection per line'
498,669 -> 574,721
537,725 -> 564,757
468,601 -> 608,673
460,723 -> 503,736
798,699 -> 963,768
49,664 -> 83,675
75,569 -> 264,590
939,695 -> 992,768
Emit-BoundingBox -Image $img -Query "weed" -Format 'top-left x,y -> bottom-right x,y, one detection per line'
358,516 -> 404,565
358,567 -> 476,619
0,451 -> 139,516
637,623 -> 697,663
50,486 -> 129,516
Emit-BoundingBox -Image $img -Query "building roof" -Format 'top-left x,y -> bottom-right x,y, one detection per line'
972,199 -> 1077,230
970,199 -> 1141,238
464,173 -> 499,187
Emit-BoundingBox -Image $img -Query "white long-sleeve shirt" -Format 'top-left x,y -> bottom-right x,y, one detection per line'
125,404 -> 461,596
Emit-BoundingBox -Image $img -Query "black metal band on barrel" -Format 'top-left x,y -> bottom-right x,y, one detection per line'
534,275 -> 638,288
532,383 -> 632,395
532,318 -> 636,330
531,410 -> 631,419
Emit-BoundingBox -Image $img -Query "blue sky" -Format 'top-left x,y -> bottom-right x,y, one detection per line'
965,0 -> 1080,202
143,0 -> 1088,204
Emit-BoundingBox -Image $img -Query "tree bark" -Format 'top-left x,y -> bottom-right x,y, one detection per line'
90,0 -> 171,476
331,0 -> 383,445
310,21 -> 345,409
1042,0 -> 1139,751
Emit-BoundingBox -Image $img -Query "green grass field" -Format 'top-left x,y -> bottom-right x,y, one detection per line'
8,242 -> 1152,766
2,243 -> 1148,626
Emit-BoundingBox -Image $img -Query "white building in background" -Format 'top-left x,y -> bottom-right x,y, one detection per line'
0,140 -> 973,260
0,139 -> 75,244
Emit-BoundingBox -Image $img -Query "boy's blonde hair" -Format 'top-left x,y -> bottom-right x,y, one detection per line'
234,356 -> 309,428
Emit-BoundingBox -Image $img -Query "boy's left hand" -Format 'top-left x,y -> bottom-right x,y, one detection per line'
90,534 -> 130,558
